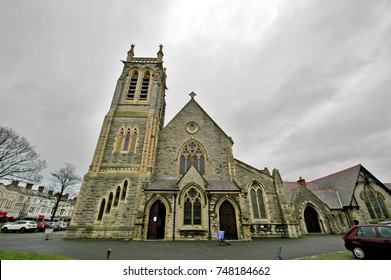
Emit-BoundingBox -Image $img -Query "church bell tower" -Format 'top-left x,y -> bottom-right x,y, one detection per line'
66,45 -> 167,239
90,44 -> 167,176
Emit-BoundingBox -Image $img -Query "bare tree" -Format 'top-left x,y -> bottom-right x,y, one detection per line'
50,163 -> 81,221
0,126 -> 47,182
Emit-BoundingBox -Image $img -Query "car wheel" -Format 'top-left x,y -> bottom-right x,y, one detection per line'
353,247 -> 365,259
1,227 -> 8,233
19,227 -> 26,233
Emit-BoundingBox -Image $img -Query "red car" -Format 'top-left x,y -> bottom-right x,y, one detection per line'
343,224 -> 391,259
37,220 -> 46,232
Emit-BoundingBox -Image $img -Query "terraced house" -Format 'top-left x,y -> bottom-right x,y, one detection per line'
66,46 -> 391,240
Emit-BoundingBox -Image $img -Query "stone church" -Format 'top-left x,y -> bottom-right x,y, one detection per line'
66,46 -> 391,240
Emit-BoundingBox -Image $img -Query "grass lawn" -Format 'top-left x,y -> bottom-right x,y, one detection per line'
0,251 -> 73,260
1,250 -> 355,260
295,250 -> 355,260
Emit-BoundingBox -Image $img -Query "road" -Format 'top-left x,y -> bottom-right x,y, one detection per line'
0,231 -> 346,260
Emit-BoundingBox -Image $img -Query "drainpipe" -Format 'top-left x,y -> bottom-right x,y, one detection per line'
207,193 -> 211,240
172,194 -> 177,241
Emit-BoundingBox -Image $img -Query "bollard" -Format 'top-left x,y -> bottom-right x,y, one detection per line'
107,249 -> 112,260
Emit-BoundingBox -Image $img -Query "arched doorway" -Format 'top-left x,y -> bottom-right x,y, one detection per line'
219,201 -> 238,240
304,205 -> 321,233
147,200 -> 166,239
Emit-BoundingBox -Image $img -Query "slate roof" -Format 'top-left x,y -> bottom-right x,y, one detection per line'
308,164 -> 362,208
205,179 -> 241,192
306,184 -> 343,209
282,182 -> 301,203
283,164 -> 368,209
144,178 -> 179,191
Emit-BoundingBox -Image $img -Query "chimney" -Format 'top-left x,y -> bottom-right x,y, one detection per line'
48,190 -> 54,196
126,44 -> 135,62
63,193 -> 69,200
26,183 -> 33,190
157,44 -> 164,63
38,186 -> 45,193
12,180 -> 19,187
297,177 -> 306,187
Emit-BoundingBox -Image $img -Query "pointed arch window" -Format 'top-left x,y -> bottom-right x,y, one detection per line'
183,187 -> 202,225
179,141 -> 206,175
113,129 -> 124,153
140,72 -> 150,100
127,72 -> 138,100
123,131 -> 131,151
97,199 -> 106,220
114,186 -> 121,207
114,127 -> 137,153
122,181 -> 128,200
106,192 -> 113,214
250,183 -> 267,219
129,129 -> 137,152
362,187 -> 390,220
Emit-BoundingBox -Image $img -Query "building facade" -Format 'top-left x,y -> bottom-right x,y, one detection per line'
0,181 -> 75,223
283,165 -> 391,235
66,46 -> 391,240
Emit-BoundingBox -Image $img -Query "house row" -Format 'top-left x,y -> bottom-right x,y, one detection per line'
0,181 -> 75,223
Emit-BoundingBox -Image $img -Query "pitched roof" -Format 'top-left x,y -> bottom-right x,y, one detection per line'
205,179 -> 241,192
144,178 -> 179,191
306,184 -> 343,209
282,182 -> 302,203
308,164 -> 362,207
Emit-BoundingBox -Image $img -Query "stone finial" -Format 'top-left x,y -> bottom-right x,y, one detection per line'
189,92 -> 196,99
157,44 -> 164,62
126,44 -> 135,62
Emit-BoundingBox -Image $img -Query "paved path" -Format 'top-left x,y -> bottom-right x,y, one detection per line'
0,231 -> 346,260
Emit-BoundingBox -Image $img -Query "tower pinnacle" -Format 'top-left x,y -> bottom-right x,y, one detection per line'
157,44 -> 164,63
126,44 -> 135,62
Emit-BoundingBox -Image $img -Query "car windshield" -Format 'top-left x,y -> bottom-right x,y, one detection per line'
378,226 -> 391,238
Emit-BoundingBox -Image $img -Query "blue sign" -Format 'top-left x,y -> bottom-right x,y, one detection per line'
217,231 -> 225,239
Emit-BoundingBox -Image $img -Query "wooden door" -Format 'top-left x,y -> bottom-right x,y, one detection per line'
147,200 -> 166,239
304,206 -> 321,233
219,201 -> 238,240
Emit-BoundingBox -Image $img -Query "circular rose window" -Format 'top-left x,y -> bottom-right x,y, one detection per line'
186,122 -> 199,134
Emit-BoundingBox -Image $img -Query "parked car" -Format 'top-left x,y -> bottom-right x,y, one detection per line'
343,224 -> 391,259
56,221 -> 68,230
1,220 -> 37,233
44,221 -> 61,231
37,220 -> 46,232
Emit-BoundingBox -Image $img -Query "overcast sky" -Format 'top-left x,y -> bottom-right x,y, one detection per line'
1,0 -> 390,189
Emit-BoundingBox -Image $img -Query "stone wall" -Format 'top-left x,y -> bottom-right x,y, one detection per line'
155,100 -> 233,180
